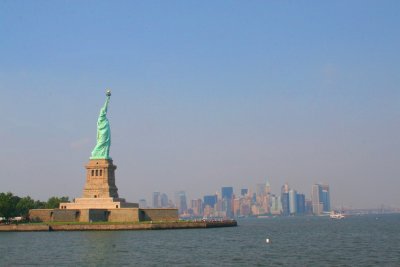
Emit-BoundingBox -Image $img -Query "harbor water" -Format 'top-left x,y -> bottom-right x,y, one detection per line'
1,214 -> 399,266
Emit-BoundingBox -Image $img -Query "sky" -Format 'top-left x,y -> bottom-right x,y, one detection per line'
0,1 -> 399,209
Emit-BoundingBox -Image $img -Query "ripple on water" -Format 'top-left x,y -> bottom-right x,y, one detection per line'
1,214 -> 400,266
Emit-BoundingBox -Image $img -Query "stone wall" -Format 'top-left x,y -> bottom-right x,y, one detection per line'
108,208 -> 139,222
89,209 -> 108,222
0,220 -> 237,232
0,224 -> 50,231
52,209 -> 80,222
139,208 -> 178,221
29,208 -> 178,222
29,209 -> 53,222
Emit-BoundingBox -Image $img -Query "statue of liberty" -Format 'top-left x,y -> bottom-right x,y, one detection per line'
91,90 -> 112,159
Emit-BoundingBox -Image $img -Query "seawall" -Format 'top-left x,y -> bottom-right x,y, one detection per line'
0,220 -> 237,232
0,224 -> 50,231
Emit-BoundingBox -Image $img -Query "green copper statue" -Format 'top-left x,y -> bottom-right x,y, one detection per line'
91,90 -> 112,159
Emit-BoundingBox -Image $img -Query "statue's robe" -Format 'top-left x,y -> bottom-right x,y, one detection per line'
91,97 -> 111,159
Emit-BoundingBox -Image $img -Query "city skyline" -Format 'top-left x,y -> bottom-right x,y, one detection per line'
1,1 -> 399,209
143,181 -> 332,218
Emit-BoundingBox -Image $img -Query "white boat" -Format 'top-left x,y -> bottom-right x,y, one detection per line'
330,211 -> 345,219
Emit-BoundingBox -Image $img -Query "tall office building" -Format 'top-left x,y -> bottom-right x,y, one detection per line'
270,194 -> 282,215
321,185 -> 330,212
175,191 -> 188,215
305,199 -> 313,214
238,197 -> 251,216
281,192 -> 289,216
265,180 -> 271,195
255,180 -> 271,215
203,195 -> 217,208
312,184 -> 331,215
233,198 -> 241,217
281,183 -> 290,194
152,192 -> 161,208
280,183 -> 290,216
296,194 -> 305,215
190,198 -> 203,217
221,187 -> 234,218
252,193 -> 257,203
289,189 -> 297,215
138,198 -> 147,208
256,180 -> 270,197
311,184 -> 322,215
221,187 -> 233,199
241,188 -> 248,197
160,193 -> 169,208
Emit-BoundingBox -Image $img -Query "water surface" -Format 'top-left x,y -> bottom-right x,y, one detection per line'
1,214 -> 400,266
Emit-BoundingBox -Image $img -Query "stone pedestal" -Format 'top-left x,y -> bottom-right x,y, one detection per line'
60,159 -> 137,210
83,159 -> 119,198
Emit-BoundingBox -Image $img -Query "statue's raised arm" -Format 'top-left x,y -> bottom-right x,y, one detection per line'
100,94 -> 110,116
91,90 -> 112,159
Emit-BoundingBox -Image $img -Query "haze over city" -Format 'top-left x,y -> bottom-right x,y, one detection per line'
1,1 -> 399,209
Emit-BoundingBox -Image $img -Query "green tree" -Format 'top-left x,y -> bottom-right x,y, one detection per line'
45,196 -> 69,209
33,200 -> 46,209
0,192 -> 21,219
15,196 -> 35,217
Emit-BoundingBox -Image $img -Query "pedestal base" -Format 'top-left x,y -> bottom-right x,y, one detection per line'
60,198 -> 138,209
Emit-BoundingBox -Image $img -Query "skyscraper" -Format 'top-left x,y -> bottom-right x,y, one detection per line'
281,183 -> 290,194
296,194 -> 305,215
203,195 -> 217,208
152,192 -> 161,208
289,189 -> 297,215
321,185 -> 330,212
281,192 -> 289,216
311,184 -> 323,215
256,180 -> 270,197
138,198 -> 147,208
221,187 -> 234,218
265,180 -> 271,195
281,183 -> 290,216
254,180 -> 271,215
305,199 -> 313,215
190,198 -> 203,217
233,197 -> 241,217
240,188 -> 248,197
312,184 -> 331,215
270,194 -> 282,215
175,191 -> 188,215
160,193 -> 169,208
221,187 -> 233,200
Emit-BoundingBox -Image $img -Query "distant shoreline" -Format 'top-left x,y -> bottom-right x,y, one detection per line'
0,220 -> 237,232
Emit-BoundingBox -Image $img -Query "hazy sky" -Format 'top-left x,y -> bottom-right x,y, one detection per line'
1,1 -> 399,209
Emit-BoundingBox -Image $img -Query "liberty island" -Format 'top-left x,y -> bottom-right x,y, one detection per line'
13,90 -> 238,229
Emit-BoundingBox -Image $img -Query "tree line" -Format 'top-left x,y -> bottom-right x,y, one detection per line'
0,192 -> 69,220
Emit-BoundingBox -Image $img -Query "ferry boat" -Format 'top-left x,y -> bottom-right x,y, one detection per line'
330,211 -> 345,219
